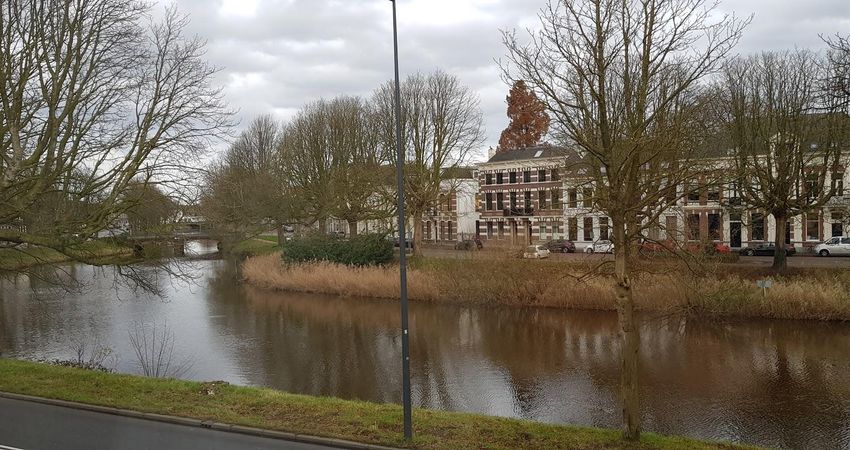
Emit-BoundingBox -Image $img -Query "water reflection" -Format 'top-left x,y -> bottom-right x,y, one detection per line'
1,258 -> 848,449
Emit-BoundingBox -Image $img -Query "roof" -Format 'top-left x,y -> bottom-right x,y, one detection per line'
486,145 -> 573,163
441,166 -> 475,179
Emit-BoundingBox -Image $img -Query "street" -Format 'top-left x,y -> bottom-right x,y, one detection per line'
420,247 -> 850,268
0,397 -> 336,450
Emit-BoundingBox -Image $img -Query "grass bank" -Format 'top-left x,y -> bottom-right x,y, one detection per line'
225,237 -> 280,257
0,358 -> 744,450
0,240 -> 134,271
243,253 -> 850,321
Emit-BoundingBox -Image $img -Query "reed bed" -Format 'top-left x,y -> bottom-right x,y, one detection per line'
242,252 -> 850,321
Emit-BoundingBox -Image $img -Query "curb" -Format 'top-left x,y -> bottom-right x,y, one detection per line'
0,391 -> 401,450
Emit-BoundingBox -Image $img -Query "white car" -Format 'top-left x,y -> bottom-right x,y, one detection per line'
814,237 -> 850,256
523,245 -> 551,259
584,240 -> 615,254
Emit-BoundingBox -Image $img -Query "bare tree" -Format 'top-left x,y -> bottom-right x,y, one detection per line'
326,97 -> 394,237
719,50 -> 847,271
201,115 -> 288,244
0,1 -> 230,275
502,0 -> 747,440
128,321 -> 193,379
373,71 -> 484,255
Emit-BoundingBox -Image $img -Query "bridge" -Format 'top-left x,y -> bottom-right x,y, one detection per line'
125,230 -> 219,257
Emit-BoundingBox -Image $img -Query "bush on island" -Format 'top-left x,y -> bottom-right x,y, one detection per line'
281,233 -> 393,266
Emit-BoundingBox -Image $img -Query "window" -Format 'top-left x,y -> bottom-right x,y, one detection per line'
568,217 -> 578,241
707,187 -> 720,202
498,221 -> 504,237
551,223 -> 561,238
538,169 -> 547,182
583,217 -> 594,241
486,222 -> 493,237
666,215 -> 678,241
752,213 -> 765,241
485,173 -> 493,185
708,213 -> 721,240
509,171 -> 517,184
832,172 -> 845,196
551,189 -> 561,209
567,189 -> 578,208
539,224 -> 547,240
688,213 -> 700,240
805,174 -> 819,201
664,180 -> 676,204
524,191 -> 532,211
485,193 -> 493,211
523,171 -> 531,183
496,192 -> 504,210
786,221 -> 794,244
806,214 -> 820,240
834,223 -> 844,237
599,217 -> 609,240
538,190 -> 547,210
843,237 -> 850,244
551,168 -> 560,181
582,188 -> 593,208
509,192 -> 517,209
496,173 -> 504,184
687,184 -> 700,202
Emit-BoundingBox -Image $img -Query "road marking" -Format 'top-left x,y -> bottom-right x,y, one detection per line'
0,444 -> 26,450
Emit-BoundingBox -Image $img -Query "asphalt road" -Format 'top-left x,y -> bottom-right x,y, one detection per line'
420,247 -> 850,268
0,397 -> 334,450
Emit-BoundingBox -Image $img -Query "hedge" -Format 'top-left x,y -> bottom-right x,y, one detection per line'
281,233 -> 393,266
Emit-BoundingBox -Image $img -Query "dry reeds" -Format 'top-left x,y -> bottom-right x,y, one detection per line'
242,252 -> 850,321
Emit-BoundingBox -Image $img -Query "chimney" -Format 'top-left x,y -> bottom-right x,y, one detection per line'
488,146 -> 496,160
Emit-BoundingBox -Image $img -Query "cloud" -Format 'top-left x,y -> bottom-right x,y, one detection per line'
163,0 -> 850,161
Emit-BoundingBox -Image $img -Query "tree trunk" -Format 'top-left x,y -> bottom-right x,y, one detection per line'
348,220 -> 358,237
277,224 -> 285,245
772,212 -> 788,271
413,213 -> 424,257
613,219 -> 641,441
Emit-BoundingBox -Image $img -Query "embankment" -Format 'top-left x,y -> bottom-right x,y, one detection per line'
243,252 -> 850,321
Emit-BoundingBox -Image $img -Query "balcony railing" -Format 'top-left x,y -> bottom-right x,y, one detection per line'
503,207 -> 534,216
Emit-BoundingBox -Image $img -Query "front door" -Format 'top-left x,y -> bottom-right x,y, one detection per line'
730,222 -> 742,248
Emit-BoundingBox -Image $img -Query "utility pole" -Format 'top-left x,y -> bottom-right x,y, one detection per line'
389,0 -> 413,441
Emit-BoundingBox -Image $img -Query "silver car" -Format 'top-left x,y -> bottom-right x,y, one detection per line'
584,239 -> 615,254
814,237 -> 850,256
523,245 -> 551,259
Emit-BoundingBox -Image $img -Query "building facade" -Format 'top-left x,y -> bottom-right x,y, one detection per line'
474,146 -> 850,251
475,146 -> 568,245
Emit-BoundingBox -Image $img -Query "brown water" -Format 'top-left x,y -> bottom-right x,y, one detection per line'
1,245 -> 848,449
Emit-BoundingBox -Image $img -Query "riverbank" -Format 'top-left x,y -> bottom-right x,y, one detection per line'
0,240 -> 134,271
243,252 -> 850,321
0,358 -> 744,449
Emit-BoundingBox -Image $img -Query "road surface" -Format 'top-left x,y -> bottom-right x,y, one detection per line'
0,396 -> 336,450
420,246 -> 850,268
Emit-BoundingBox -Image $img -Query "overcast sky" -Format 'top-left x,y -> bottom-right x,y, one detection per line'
166,0 -> 850,161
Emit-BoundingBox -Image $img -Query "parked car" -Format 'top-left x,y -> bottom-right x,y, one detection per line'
544,239 -> 576,253
739,242 -> 796,256
390,236 -> 414,249
814,237 -> 850,256
584,240 -> 614,254
684,241 -> 732,254
523,245 -> 551,259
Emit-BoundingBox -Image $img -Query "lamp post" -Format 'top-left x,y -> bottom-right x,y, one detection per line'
389,0 -> 413,441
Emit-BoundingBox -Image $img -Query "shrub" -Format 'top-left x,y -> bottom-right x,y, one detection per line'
281,233 -> 393,266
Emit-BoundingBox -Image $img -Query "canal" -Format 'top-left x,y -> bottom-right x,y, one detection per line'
1,244 -> 848,449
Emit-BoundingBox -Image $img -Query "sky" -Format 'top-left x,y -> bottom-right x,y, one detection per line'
165,0 -> 850,161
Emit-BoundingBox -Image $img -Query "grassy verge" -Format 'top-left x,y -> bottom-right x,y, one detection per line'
226,237 -> 280,257
0,359 -> 745,450
243,253 -> 850,321
0,240 -> 134,271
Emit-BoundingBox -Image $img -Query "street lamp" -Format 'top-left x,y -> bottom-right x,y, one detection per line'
389,0 -> 413,441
